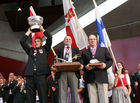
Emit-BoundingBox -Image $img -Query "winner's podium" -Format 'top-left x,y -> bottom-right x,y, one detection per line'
52,62 -> 81,72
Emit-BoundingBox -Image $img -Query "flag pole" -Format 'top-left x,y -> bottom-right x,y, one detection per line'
108,47 -> 126,87
51,47 -> 67,62
69,0 -> 88,49
29,6 -> 36,16
51,47 -> 57,57
92,0 -> 127,94
51,47 -> 59,63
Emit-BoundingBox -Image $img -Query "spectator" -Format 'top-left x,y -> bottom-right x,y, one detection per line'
112,62 -> 131,103
12,76 -> 26,103
133,63 -> 140,102
47,71 -> 59,103
4,73 -> 17,103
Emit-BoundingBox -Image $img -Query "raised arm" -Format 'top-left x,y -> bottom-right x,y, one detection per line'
40,25 -> 52,51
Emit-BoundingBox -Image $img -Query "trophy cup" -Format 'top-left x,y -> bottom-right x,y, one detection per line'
28,15 -> 43,32
88,59 -> 102,69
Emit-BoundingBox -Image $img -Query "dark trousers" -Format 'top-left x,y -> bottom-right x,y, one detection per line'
7,95 -> 14,103
50,90 -> 59,103
25,75 -> 48,103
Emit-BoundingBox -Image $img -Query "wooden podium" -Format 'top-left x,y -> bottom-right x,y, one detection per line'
52,62 -> 81,72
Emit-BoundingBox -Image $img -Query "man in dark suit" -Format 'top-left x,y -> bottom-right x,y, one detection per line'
12,76 -> 26,103
0,78 -> 6,103
4,73 -> 17,103
20,25 -> 52,103
82,34 -> 113,103
47,71 -> 59,103
133,63 -> 140,102
52,36 -> 83,103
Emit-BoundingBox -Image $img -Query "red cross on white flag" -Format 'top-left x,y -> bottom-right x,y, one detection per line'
63,0 -> 88,50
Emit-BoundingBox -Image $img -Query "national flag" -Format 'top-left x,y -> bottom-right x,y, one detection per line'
95,7 -> 111,47
93,0 -> 114,86
29,6 -> 46,48
62,0 -> 88,50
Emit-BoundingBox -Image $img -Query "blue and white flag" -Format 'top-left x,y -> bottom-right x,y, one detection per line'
94,1 -> 111,47
93,0 -> 114,87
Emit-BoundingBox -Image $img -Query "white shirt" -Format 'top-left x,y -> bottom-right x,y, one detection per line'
79,79 -> 84,88
113,74 -> 131,85
0,97 -> 3,103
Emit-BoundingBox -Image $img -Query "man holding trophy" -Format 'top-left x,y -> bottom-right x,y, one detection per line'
52,36 -> 83,103
82,34 -> 113,103
20,14 -> 52,103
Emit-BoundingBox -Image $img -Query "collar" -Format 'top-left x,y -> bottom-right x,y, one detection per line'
65,45 -> 71,48
90,46 -> 97,49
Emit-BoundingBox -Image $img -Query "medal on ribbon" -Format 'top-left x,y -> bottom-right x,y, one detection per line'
33,49 -> 37,56
39,49 -> 43,54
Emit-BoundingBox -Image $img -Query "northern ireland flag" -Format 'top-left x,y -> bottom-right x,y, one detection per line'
29,6 -> 46,48
63,0 -> 88,50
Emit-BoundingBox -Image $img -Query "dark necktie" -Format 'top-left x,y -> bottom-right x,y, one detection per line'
64,46 -> 70,61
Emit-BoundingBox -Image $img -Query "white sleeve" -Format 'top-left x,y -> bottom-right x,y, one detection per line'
79,79 -> 84,88
126,74 -> 131,85
107,67 -> 115,84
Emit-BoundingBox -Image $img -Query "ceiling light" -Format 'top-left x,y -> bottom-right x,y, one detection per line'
17,7 -> 22,11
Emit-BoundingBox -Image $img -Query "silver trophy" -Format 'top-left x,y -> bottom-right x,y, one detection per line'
28,15 -> 43,32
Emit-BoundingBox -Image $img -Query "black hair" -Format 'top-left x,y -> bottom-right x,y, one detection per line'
35,37 -> 43,42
